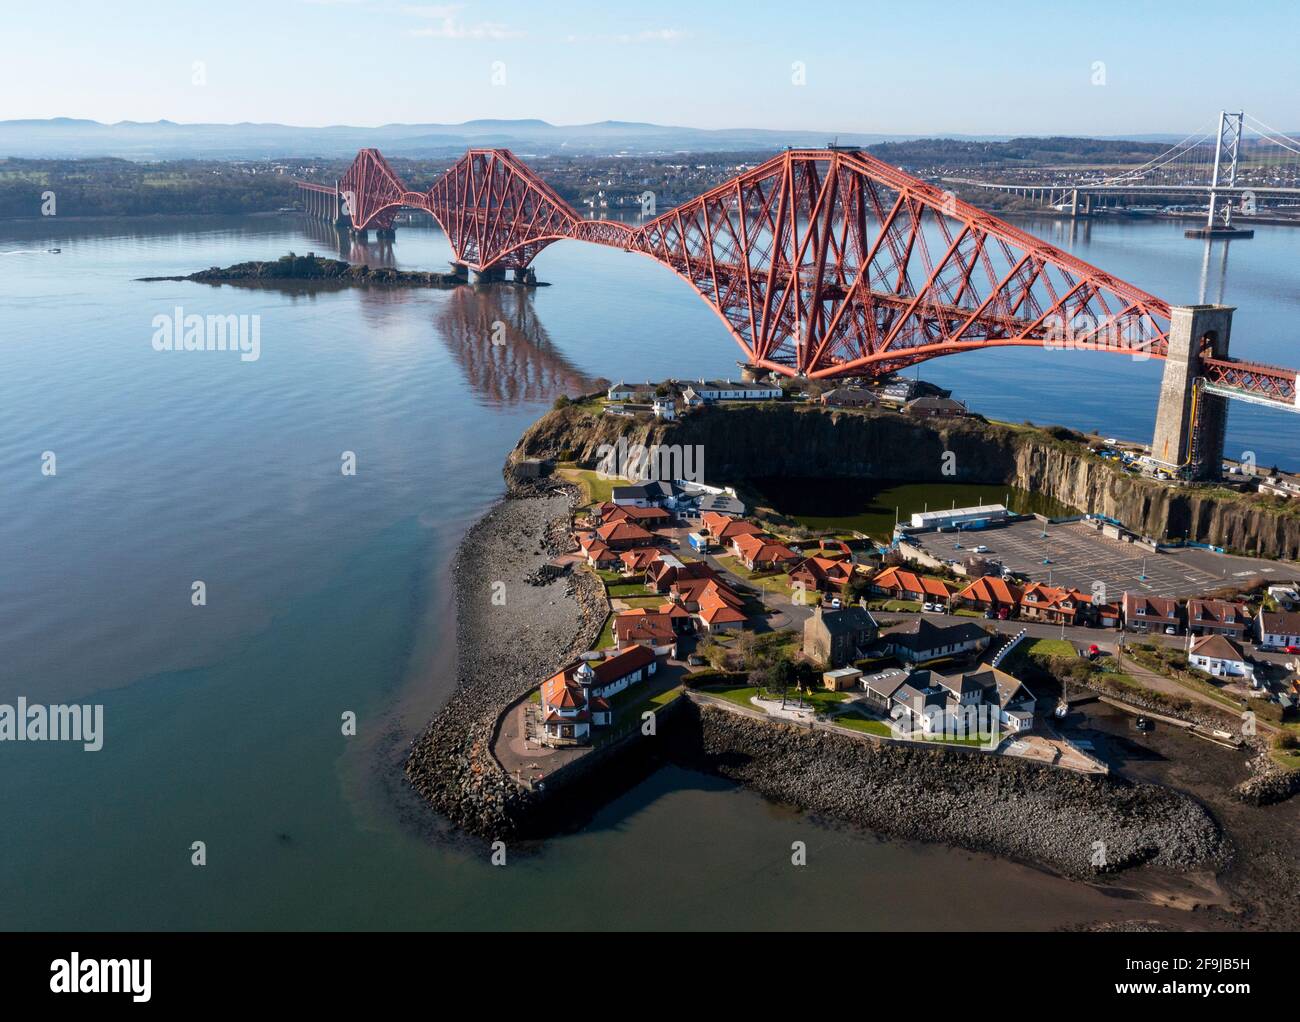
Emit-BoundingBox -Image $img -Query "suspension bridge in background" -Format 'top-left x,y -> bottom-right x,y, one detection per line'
293,127 -> 1300,482
945,111 -> 1300,237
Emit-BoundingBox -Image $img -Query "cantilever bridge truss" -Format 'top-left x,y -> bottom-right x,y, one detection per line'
300,146 -> 1298,404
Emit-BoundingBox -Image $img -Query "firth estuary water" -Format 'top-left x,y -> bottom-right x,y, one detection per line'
0,213 -> 1295,930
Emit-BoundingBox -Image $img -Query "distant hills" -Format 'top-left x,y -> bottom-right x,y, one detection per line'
0,117 -> 1220,160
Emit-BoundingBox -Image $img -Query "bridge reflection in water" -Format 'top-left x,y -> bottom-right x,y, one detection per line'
433,284 -> 597,407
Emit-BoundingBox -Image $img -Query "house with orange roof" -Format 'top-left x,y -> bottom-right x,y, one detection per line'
612,608 -> 680,656
701,511 -> 763,545
871,565 -> 956,605
1019,584 -> 1091,626
953,575 -> 1023,619
668,576 -> 747,632
731,532 -> 801,571
595,519 -> 656,550
577,533 -> 620,570
646,555 -> 717,593
603,503 -> 673,528
619,547 -> 662,575
788,555 -> 855,595
538,645 -> 659,746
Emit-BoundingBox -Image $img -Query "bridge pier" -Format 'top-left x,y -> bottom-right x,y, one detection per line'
473,265 -> 507,284
512,267 -> 537,286
1150,304 -> 1233,480
449,262 -> 469,281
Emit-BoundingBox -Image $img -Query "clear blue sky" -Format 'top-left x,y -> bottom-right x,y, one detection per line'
4,0 -> 1298,135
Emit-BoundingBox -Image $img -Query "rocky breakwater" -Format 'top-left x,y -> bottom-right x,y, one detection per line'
510,401 -> 1300,560
403,477 -> 607,838
670,704 -> 1226,878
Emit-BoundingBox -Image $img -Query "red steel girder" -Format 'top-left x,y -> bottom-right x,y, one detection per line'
328,145 -> 1300,409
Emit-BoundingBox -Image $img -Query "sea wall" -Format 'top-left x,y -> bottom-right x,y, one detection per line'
512,402 -> 1300,560
667,701 -> 1226,878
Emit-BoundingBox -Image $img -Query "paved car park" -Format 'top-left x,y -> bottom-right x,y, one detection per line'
922,519 -> 1294,599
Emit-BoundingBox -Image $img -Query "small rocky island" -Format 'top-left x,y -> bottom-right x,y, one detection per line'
140,251 -> 468,288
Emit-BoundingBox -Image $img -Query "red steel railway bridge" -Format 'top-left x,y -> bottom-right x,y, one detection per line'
295,145 -> 1300,480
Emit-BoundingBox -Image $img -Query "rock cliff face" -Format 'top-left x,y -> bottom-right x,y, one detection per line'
512,403 -> 1300,560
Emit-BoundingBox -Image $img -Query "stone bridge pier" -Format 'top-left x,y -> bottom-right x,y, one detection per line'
1150,304 -> 1233,481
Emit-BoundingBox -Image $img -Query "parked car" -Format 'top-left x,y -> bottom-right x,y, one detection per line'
687,654 -> 706,667
1164,626 -> 1177,635
830,597 -> 841,609
972,544 -> 989,553
1086,644 -> 1101,659
1285,645 -> 1300,655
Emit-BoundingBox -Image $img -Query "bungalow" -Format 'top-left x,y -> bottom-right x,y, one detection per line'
1186,599 -> 1251,639
578,535 -> 621,570
1122,592 -> 1182,635
686,379 -> 782,402
692,580 -> 748,633
646,555 -> 717,593
1256,610 -> 1300,649
904,396 -> 968,419
731,532 -> 801,571
1187,634 -> 1254,681
595,519 -> 656,550
701,511 -> 763,544
789,555 -> 856,595
538,645 -> 658,746
612,609 -> 679,656
619,547 -> 662,575
885,618 -> 991,664
953,575 -> 1023,619
1019,583 -> 1091,626
870,565 -> 956,605
606,381 -> 658,402
820,386 -> 878,408
802,604 -> 879,668
602,503 -> 674,528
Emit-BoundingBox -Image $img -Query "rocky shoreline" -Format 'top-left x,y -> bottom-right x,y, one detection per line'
402,479 -> 607,838
674,704 -> 1227,878
140,252 -> 465,288
401,474 -> 1233,881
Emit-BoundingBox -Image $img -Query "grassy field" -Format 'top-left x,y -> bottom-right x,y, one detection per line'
555,467 -> 630,507
698,684 -> 766,712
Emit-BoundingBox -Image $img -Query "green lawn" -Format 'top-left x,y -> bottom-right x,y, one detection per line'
607,583 -> 648,597
595,613 -> 616,650
617,595 -> 668,609
698,684 -> 765,712
831,716 -> 894,736
555,467 -> 630,507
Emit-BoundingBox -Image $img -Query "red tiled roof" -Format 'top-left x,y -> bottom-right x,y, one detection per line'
1190,633 -> 1247,661
957,575 -> 1022,605
596,520 -> 654,543
614,609 -> 676,645
592,643 -> 656,683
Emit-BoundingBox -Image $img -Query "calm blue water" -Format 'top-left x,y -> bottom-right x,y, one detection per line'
0,212 -> 1293,930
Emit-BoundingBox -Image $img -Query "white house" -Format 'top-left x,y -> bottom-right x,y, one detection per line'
1256,611 -> 1300,649
1187,634 -> 1254,682
538,645 -> 658,746
688,379 -> 782,402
